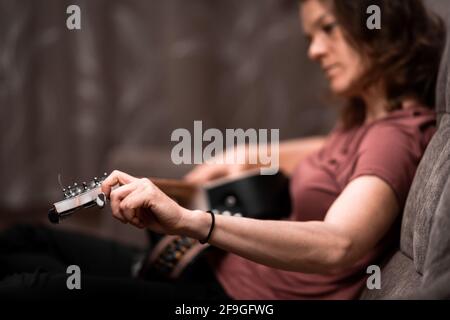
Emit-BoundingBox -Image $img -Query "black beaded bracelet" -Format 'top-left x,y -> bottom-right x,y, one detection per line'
199,210 -> 215,244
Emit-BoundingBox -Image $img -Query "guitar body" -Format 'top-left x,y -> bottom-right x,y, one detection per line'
204,170 -> 291,220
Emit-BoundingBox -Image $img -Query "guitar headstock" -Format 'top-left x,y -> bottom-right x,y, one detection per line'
48,172 -> 109,224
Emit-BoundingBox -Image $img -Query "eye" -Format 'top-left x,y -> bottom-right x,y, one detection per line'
322,22 -> 338,35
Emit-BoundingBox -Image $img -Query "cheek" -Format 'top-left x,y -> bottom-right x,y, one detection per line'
335,54 -> 366,92
326,32 -> 367,95
329,64 -> 360,95
344,44 -> 367,78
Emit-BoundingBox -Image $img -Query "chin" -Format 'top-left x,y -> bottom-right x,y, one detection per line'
330,83 -> 350,96
329,78 -> 356,97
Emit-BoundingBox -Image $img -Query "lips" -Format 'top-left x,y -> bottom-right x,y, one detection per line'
323,64 -> 339,77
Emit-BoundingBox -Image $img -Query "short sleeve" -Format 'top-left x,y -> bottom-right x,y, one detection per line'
348,123 -> 426,208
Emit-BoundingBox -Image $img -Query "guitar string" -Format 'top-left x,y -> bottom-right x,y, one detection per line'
57,173 -> 64,191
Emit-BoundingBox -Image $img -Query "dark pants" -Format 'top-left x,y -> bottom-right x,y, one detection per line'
0,224 -> 230,301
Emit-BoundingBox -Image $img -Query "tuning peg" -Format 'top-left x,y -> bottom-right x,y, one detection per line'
72,183 -> 78,195
62,188 -> 70,199
73,183 -> 83,195
66,186 -> 74,198
82,182 -> 87,190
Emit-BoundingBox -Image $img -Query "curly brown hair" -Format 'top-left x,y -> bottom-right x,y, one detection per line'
300,0 -> 446,129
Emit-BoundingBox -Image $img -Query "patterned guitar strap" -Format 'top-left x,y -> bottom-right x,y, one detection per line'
134,210 -> 223,280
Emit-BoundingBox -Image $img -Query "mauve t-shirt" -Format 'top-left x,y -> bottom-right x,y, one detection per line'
211,105 -> 436,300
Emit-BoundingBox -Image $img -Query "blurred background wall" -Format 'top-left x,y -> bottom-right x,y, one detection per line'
0,0 -> 446,244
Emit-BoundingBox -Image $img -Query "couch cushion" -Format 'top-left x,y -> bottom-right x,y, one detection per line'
422,172 -> 450,286
400,114 -> 450,274
414,272 -> 450,299
360,251 -> 421,299
409,174 -> 450,299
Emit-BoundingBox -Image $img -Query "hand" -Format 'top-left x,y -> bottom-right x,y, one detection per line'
101,170 -> 188,234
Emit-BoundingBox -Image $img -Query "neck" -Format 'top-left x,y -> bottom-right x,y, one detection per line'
361,86 -> 389,125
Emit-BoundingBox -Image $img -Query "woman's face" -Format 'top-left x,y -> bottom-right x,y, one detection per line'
301,0 -> 366,96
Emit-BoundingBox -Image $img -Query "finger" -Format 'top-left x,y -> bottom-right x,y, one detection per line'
121,187 -> 159,227
136,209 -> 166,233
120,192 -> 146,229
120,200 -> 138,222
123,187 -> 178,234
121,186 -> 153,212
101,170 -> 138,196
136,211 -> 152,227
110,183 -> 138,223
119,184 -> 149,221
130,216 -> 145,229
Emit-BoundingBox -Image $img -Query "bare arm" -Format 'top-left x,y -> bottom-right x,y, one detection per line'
180,175 -> 399,274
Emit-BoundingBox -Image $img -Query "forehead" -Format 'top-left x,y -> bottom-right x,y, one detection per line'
300,0 -> 333,32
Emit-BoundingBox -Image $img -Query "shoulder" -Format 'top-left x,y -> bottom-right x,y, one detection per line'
347,106 -> 436,207
361,106 -> 436,154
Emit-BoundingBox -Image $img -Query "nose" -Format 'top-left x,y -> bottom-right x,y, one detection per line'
308,36 -> 327,62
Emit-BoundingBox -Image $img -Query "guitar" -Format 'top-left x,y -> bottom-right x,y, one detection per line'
48,173 -> 110,224
48,170 -> 291,279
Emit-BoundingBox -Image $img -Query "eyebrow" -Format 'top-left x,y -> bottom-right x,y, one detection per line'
305,13 -> 327,42
304,13 -> 329,41
312,14 -> 329,29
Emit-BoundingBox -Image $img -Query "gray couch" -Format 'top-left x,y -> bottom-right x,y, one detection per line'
360,10 -> 450,300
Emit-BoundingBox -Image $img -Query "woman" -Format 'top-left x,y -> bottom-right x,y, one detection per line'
0,0 -> 446,300
99,0 -> 445,299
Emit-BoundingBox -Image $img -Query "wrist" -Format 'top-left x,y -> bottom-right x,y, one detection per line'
178,208 -> 211,241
